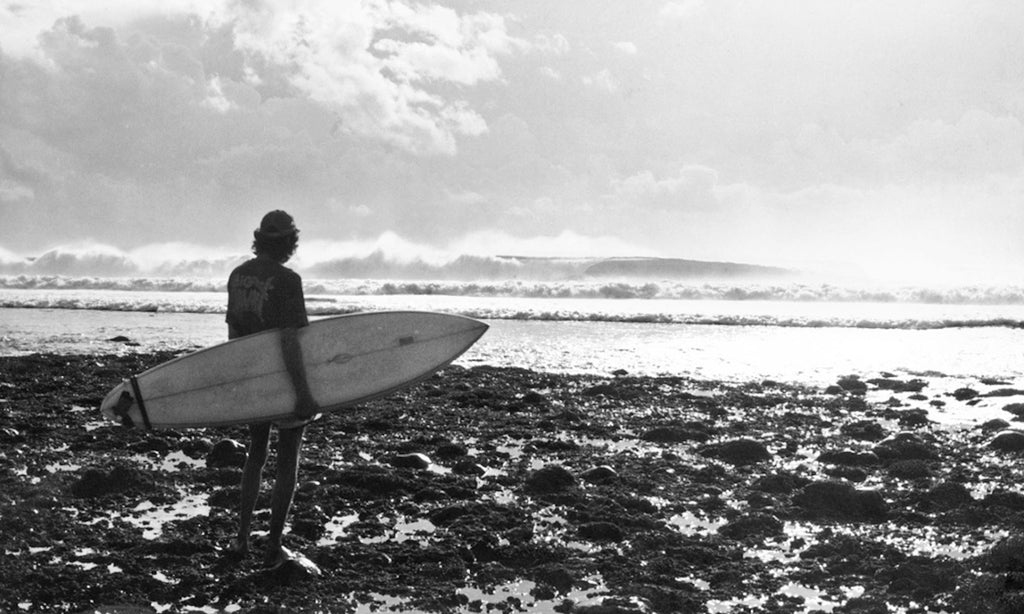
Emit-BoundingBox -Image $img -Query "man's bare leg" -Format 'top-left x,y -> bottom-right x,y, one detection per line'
264,423 -> 305,567
234,423 -> 271,556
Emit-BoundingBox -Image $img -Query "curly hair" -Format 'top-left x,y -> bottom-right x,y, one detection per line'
252,232 -> 299,263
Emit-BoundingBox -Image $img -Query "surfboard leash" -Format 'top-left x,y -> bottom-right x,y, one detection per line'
113,376 -> 154,430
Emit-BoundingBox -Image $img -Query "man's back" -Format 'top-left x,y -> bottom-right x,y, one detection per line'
226,256 -> 308,337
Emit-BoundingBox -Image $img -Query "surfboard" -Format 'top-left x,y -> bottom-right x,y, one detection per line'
99,311 -> 488,429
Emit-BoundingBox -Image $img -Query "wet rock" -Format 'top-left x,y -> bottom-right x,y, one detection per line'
927,481 -> 974,510
531,563 -> 577,594
989,430 -> 1024,453
206,438 -> 247,468
867,377 -> 927,393
896,409 -> 930,428
984,388 -> 1024,398
524,464 -> 576,494
577,521 -> 624,542
522,390 -> 547,405
818,450 -> 880,467
981,419 -> 1011,431
1003,403 -> 1024,419
952,388 -> 979,401
641,425 -> 709,444
840,420 -> 887,442
717,512 -> 784,540
581,465 -> 618,484
699,438 -> 772,466
70,465 -> 154,498
452,459 -> 487,476
752,472 -> 807,494
824,385 -> 844,395
258,553 -> 322,585
434,442 -> 468,458
836,596 -> 890,614
887,459 -> 931,479
837,375 -> 868,393
793,481 -> 888,520
872,432 -> 937,461
983,491 -> 1024,511
180,437 -> 214,459
389,452 -> 432,470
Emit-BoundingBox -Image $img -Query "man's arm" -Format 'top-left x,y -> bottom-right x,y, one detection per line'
280,327 -> 319,419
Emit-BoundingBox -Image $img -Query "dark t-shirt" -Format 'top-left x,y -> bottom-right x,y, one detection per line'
226,256 -> 309,337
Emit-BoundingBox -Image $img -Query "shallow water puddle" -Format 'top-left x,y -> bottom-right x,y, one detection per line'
130,450 -> 206,472
318,511 -> 438,545
117,490 -> 211,540
668,510 -> 727,536
350,574 -> 621,614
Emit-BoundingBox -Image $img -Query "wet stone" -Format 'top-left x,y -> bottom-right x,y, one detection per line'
793,481 -> 888,521
524,464 -> 576,494
700,438 -> 772,466
717,512 -> 784,541
206,438 -> 246,469
641,425 -> 709,444
840,420 -> 888,442
989,430 -> 1024,453
873,433 -> 937,461
576,521 -> 624,542
927,482 -> 974,510
581,465 -> 619,484
887,459 -> 932,480
389,452 -> 432,470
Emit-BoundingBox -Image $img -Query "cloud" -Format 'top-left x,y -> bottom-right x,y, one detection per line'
611,165 -> 719,210
613,41 -> 637,55
659,0 -> 705,21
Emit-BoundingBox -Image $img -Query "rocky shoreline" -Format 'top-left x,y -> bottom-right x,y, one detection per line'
4,352 -> 1024,613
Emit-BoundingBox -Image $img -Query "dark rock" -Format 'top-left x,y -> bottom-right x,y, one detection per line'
887,459 -> 931,479
793,481 -> 888,520
840,420 -> 887,442
206,439 -> 247,469
981,419 -> 1011,431
522,391 -> 547,405
581,465 -> 619,484
452,459 -> 487,476
434,442 -> 468,458
525,465 -> 577,494
989,430 -> 1024,453
837,375 -> 868,393
577,521 -> 624,542
824,385 -> 844,395
1003,403 -> 1024,418
927,482 -> 974,509
717,512 -> 784,540
867,378 -> 927,393
389,452 -> 432,470
818,450 -> 880,467
984,388 -> 1024,398
258,552 -> 322,585
70,465 -> 154,498
641,426 -> 709,444
752,472 -> 807,494
983,491 -> 1024,511
872,433 -> 937,461
952,388 -> 979,401
700,438 -> 772,466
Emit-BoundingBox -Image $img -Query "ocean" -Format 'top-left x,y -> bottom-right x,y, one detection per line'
3,272 -> 1024,427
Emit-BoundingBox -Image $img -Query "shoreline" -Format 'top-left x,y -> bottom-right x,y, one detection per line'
3,352 -> 1024,613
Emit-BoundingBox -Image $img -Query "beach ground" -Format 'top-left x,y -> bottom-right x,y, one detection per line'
4,352 -> 1024,613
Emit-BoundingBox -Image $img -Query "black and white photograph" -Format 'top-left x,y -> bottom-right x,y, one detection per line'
2,1 -> 1024,612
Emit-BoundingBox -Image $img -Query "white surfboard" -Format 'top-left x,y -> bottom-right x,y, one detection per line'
99,311 -> 488,429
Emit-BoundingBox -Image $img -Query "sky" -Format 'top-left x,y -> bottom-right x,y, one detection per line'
1,0 -> 1023,281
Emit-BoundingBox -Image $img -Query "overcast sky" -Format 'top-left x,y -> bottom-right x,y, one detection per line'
1,0 -> 1023,280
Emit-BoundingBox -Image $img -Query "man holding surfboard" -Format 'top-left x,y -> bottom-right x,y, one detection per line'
226,210 -> 320,570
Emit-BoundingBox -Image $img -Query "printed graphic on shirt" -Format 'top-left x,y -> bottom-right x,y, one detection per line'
231,275 -> 275,324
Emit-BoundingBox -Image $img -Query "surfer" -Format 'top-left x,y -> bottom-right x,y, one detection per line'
226,210 -> 321,569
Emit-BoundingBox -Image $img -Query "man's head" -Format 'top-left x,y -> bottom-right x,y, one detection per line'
252,210 -> 299,262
